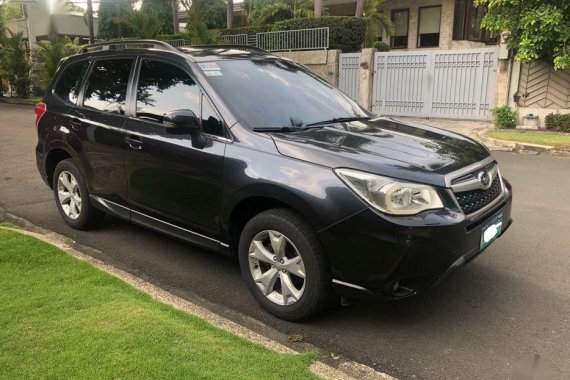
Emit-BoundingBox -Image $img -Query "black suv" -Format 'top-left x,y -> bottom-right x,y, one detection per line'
36,40 -> 512,320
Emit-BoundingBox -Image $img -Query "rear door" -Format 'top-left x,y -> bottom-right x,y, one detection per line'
122,57 -> 227,246
69,57 -> 135,218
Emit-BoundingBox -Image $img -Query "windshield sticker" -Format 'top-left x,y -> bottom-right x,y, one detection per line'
198,62 -> 221,71
204,70 -> 223,76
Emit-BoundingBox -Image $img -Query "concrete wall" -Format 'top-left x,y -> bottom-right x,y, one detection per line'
274,50 -> 341,86
509,60 -> 570,128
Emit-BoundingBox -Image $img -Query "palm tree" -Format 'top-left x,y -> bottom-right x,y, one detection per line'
35,34 -> 77,91
363,0 -> 394,48
254,0 -> 313,25
314,0 -> 321,17
355,0 -> 364,17
227,0 -> 233,29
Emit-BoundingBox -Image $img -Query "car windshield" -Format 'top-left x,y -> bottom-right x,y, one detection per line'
199,58 -> 368,130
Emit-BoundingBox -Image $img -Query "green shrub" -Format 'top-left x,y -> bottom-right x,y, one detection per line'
491,105 -> 517,129
373,41 -> 390,52
271,17 -> 366,52
545,113 -> 570,133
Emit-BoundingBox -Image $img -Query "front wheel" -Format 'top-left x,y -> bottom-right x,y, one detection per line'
238,208 -> 332,321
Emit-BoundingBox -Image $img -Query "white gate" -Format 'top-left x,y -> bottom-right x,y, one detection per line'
372,47 -> 498,120
338,53 -> 361,102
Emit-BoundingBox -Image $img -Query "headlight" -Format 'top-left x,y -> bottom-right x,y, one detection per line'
334,168 -> 444,215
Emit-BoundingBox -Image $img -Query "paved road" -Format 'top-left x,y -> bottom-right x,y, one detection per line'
1,102 -> 569,380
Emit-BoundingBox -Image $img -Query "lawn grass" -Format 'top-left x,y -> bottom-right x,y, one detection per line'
487,130 -> 570,148
0,227 -> 318,380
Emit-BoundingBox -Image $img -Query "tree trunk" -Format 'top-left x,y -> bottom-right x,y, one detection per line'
314,0 -> 322,18
172,0 -> 179,34
227,0 -> 233,29
86,0 -> 94,43
355,0 -> 365,17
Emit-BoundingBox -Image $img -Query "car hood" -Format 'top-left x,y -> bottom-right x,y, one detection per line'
270,117 -> 490,188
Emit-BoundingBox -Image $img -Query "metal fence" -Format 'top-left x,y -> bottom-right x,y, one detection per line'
218,34 -> 249,45
371,47 -> 499,120
338,53 -> 361,102
256,27 -> 329,52
166,39 -> 188,48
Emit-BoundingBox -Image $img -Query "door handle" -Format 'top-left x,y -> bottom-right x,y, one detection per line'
69,117 -> 83,130
124,135 -> 143,150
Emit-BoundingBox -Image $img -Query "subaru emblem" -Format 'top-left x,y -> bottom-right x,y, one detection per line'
478,171 -> 492,189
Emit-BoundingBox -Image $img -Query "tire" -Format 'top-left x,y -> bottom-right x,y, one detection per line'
238,208 -> 332,321
52,159 -> 105,230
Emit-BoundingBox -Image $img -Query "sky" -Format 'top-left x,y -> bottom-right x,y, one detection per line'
66,0 -> 244,12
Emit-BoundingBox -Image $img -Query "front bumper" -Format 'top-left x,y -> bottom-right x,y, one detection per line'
319,179 -> 513,299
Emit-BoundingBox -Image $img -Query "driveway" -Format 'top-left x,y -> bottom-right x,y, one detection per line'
1,102 -> 569,379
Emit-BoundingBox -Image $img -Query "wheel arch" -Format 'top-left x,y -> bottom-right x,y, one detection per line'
224,184 -> 326,255
45,147 -> 74,188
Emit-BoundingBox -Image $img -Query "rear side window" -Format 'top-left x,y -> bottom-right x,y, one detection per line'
83,59 -> 133,114
53,60 -> 89,104
135,60 -> 200,123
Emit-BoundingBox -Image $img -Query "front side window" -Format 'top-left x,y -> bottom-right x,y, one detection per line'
200,58 -> 368,130
53,60 -> 89,104
418,6 -> 441,47
135,60 -> 200,123
391,9 -> 409,48
83,58 -> 133,114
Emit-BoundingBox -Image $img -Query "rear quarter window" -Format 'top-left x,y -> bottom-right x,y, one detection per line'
53,60 -> 90,104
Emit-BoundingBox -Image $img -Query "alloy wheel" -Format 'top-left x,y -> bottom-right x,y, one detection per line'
248,230 -> 306,306
57,171 -> 82,220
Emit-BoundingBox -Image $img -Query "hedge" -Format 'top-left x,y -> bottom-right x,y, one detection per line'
545,113 -> 570,133
272,17 -> 366,53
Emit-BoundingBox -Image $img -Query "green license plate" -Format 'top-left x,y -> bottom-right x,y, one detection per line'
480,214 -> 503,250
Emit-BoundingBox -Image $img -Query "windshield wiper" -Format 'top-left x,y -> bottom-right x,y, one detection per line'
252,126 -> 305,133
303,116 -> 371,127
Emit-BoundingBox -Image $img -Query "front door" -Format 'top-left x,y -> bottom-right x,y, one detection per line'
70,57 -> 134,218
123,58 -> 226,243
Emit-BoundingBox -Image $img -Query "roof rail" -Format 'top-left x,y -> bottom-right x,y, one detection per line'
78,39 -> 179,54
181,44 -> 270,54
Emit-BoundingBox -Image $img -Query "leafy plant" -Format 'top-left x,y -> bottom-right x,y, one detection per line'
545,113 -> 570,132
0,31 -> 32,98
491,105 -> 517,129
373,41 -> 390,51
125,9 -> 164,38
35,34 -> 77,92
475,0 -> 570,70
182,0 -> 225,44
97,0 -> 134,39
363,0 -> 394,48
254,0 -> 314,25
272,16 -> 367,52
140,0 -> 174,34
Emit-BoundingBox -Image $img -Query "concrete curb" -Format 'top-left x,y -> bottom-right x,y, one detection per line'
0,97 -> 37,106
474,129 -> 570,155
0,211 -> 397,380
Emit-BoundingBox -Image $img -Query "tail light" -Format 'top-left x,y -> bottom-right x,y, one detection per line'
35,102 -> 46,124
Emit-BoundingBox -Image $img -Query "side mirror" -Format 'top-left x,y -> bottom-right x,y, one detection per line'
163,109 -> 200,134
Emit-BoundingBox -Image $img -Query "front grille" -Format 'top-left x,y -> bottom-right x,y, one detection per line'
454,175 -> 502,214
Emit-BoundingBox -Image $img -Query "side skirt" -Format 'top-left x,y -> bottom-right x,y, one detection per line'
90,195 -> 231,255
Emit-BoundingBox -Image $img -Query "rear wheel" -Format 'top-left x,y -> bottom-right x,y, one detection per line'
53,159 -> 104,230
238,208 -> 332,321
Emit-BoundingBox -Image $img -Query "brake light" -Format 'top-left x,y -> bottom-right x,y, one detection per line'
35,102 -> 46,124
